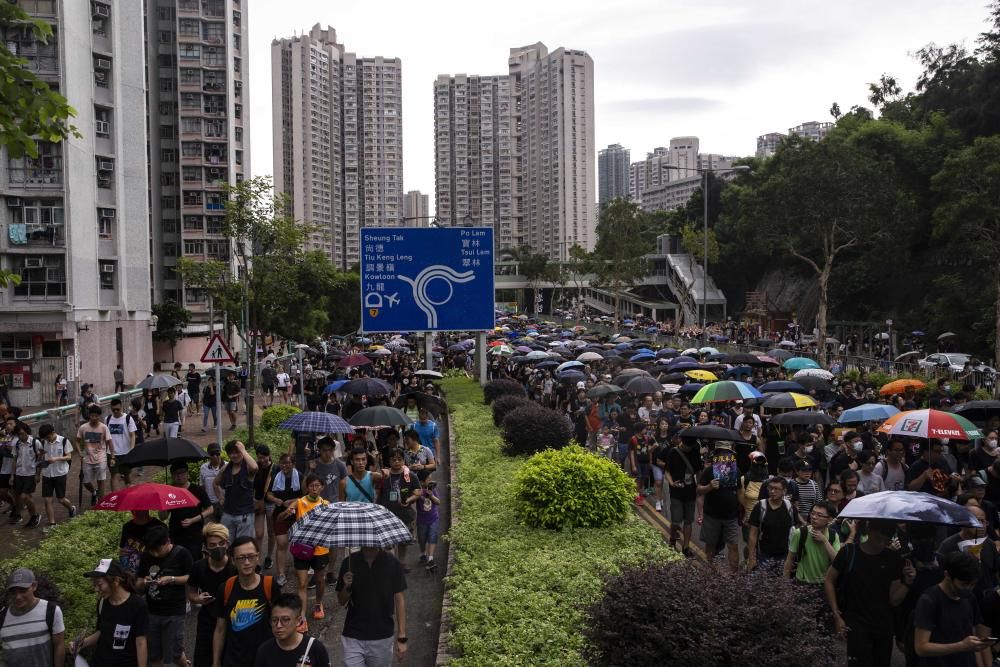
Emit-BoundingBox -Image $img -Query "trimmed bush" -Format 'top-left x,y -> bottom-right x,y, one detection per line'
0,511 -> 124,640
260,404 -> 302,430
501,403 -> 573,456
584,560 -> 837,666
232,425 -> 292,454
440,378 -> 673,666
482,378 -> 526,405
514,445 -> 634,530
492,393 -> 530,426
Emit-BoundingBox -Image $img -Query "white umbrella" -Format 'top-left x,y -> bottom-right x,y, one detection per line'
576,351 -> 603,362
556,360 -> 584,373
793,368 -> 834,380
414,370 -> 443,379
525,350 -> 549,360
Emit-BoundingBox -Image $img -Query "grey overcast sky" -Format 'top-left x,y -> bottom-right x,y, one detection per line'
247,0 -> 992,210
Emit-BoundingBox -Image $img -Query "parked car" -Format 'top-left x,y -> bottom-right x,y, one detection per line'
917,352 -> 996,376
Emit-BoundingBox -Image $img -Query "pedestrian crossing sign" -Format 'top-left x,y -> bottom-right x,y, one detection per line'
200,333 -> 234,363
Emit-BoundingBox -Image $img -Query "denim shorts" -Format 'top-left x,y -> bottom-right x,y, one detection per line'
417,522 -> 439,546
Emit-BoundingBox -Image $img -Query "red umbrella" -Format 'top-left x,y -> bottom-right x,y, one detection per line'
94,483 -> 199,512
338,354 -> 373,368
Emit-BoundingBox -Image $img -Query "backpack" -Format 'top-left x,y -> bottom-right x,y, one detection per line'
879,459 -> 908,480
793,525 -> 836,565
756,498 -> 794,540
0,597 -> 57,635
222,575 -> 274,607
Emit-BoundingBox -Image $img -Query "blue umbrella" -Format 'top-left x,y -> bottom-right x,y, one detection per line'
279,411 -> 355,434
677,383 -> 705,395
783,357 -> 821,370
557,370 -> 587,384
323,379 -> 349,394
759,381 -> 807,393
666,355 -> 699,367
656,348 -> 679,358
556,360 -> 584,373
839,403 -> 901,424
629,352 -> 656,362
645,326 -> 659,333
535,360 -> 560,370
666,361 -> 701,371
724,365 -> 753,378
911,330 -> 926,337
623,319 -> 635,325
615,342 -> 631,350
633,347 -> 654,355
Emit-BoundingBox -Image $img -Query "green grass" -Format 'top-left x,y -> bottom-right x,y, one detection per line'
441,378 -> 674,666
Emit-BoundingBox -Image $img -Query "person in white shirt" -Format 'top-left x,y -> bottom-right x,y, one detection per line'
733,406 -> 763,437
37,424 -> 76,526
11,422 -> 43,528
275,366 -> 291,405
872,438 -> 908,492
105,399 -> 137,490
200,444 -> 224,515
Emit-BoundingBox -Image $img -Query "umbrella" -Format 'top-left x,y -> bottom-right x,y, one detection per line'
778,340 -> 797,349
761,392 -> 818,410
368,348 -> 392,357
535,360 -> 560,370
698,347 -> 719,355
338,354 -> 373,368
94,483 -> 199,512
289,501 -> 413,550
759,381 -> 807,394
662,383 -> 681,394
677,383 -> 705,395
680,424 -> 744,441
839,491 -> 982,528
115,437 -> 208,468
681,348 -> 700,356
770,410 -> 836,426
279,411 -> 355,434
340,378 -> 394,396
557,370 -> 587,384
878,409 -> 983,441
349,406 -> 414,428
624,375 -> 663,395
839,403 -> 901,424
136,374 -> 182,390
894,351 -> 921,362
755,356 -> 781,367
879,379 -> 926,396
690,381 -> 763,404
658,372 -> 689,383
793,368 -> 835,381
656,348 -> 679,358
414,370 -> 443,379
665,356 -> 699,367
629,352 -> 656,362
587,384 -> 623,399
937,332 -> 957,341
723,366 -> 753,379
490,345 -> 515,356
393,392 -> 445,416
726,352 -> 765,366
766,349 -> 794,360
324,379 -> 350,394
911,330 -> 926,337
577,351 -> 603,362
685,369 -> 718,382
556,360 -> 584,373
666,361 -> 701,372
783,357 -> 820,371
526,351 -> 549,361
954,400 -> 1000,423
794,375 -> 833,393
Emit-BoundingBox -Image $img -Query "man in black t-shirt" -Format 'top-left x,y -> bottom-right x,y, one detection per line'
913,551 -> 991,666
907,440 -> 959,498
254,593 -> 331,667
186,364 -> 202,416
696,442 -> 741,572
134,524 -> 193,667
187,523 -> 236,667
747,477 -> 796,574
665,438 -> 700,557
213,536 -> 281,667
336,547 -> 408,665
166,462 -> 213,559
161,388 -> 184,439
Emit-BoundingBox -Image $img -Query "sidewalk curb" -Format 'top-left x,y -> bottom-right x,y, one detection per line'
435,406 -> 458,665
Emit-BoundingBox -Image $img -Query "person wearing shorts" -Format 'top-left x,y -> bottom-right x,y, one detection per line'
38,424 -> 75,526
11,422 -> 42,529
696,442 -> 742,573
281,473 -> 328,625
275,367 -> 291,405
266,454 -> 302,588
76,405 -> 112,506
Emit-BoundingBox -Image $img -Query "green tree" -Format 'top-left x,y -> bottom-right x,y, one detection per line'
151,300 -> 191,361
932,135 -> 1000,372
592,199 -> 651,326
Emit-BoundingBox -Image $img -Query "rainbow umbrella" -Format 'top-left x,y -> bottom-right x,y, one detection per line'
690,381 -> 763,404
877,409 -> 983,441
783,357 -> 821,370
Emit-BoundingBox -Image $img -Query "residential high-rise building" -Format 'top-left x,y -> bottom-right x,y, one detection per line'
508,43 -> 595,259
433,73 -> 513,245
756,132 -> 785,158
146,0 -> 250,336
628,160 -> 645,203
598,143 -> 630,207
272,24 -> 402,269
0,0 -> 152,404
403,190 -> 429,226
790,121 -> 833,142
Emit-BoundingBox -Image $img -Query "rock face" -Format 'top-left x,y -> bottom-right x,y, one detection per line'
751,268 -> 818,324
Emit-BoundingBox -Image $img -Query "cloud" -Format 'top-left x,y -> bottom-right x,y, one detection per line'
602,97 -> 723,113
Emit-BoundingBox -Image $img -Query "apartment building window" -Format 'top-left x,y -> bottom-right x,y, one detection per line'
160,196 -> 176,210
158,102 -> 175,116
206,217 -> 223,234
183,192 -> 203,206
179,45 -> 200,59
99,262 -> 115,290
3,25 -> 59,74
178,19 -> 199,36
233,57 -> 241,74
234,104 -> 242,120
182,167 -> 201,182
183,215 -> 203,230
159,78 -> 174,92
203,48 -> 224,67
183,240 -> 204,256
162,220 -> 178,233
159,31 -> 174,44
158,7 -> 175,20
159,125 -> 175,139
181,117 -> 201,134
19,1 -> 57,14
181,93 -> 200,109
203,22 -> 224,43
206,240 -> 227,259
233,80 -> 242,99
163,243 -> 177,258
185,289 -> 207,304
180,68 -> 200,85
13,254 -> 65,299
160,173 -> 176,186
181,142 -> 200,157
204,120 -> 224,138
8,142 -> 62,186
233,34 -> 241,51
161,149 -> 177,163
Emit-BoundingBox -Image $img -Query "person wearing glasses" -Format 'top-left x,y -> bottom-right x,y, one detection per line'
210,537 -> 282,667
253,593 -> 330,667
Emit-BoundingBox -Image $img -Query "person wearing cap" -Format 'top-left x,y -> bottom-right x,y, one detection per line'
73,558 -> 149,666
696,442 -> 742,572
793,459 -> 822,523
0,568 -> 65,667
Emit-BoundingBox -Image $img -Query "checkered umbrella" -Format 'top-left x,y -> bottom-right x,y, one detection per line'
278,411 -> 355,434
288,501 -> 413,550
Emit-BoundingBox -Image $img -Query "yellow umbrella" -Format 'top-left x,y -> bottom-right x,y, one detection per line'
685,369 -> 718,382
368,344 -> 384,350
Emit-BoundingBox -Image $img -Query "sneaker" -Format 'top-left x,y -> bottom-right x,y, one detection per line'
90,491 -> 98,506
418,554 -> 428,564
263,557 -> 273,570
425,559 -> 437,572
24,514 -> 40,529
312,604 -> 325,620
275,574 -> 287,587
68,505 -> 78,518
655,500 -> 663,512
635,494 -> 644,506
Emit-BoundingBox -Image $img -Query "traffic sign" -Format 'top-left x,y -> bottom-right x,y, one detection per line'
360,227 -> 495,333
200,333 -> 234,363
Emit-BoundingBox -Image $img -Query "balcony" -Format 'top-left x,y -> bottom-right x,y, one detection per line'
7,223 -> 64,248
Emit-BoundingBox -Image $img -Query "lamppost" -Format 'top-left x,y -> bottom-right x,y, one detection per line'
660,164 -> 750,344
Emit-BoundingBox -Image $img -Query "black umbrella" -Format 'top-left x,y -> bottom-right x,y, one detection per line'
341,377 -> 394,396
793,375 -> 833,393
954,400 -> 1000,423
726,353 -> 763,366
759,381 -> 807,393
766,349 -> 794,360
349,406 -> 413,428
680,424 -> 743,441
137,374 -> 183,390
839,491 -> 982,527
393,392 -> 445,417
769,410 -> 836,426
587,384 -> 624,399
116,437 -> 208,468
658,372 -> 689,383
557,370 -> 587,384
624,375 -> 662,395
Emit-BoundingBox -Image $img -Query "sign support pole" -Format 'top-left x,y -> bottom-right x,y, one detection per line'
424,333 -> 434,371
476,331 -> 487,386
215,363 -> 223,453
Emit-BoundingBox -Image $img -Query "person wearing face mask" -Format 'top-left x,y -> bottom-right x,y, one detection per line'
828,431 -> 865,483
969,431 -> 1000,474
928,378 -> 953,409
186,523 -> 236,667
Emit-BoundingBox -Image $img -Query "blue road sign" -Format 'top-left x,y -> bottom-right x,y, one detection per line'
360,227 -> 495,333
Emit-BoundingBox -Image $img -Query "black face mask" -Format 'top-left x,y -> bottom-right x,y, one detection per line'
207,546 -> 226,562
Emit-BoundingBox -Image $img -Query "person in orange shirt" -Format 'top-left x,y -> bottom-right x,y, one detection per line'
281,474 -> 329,626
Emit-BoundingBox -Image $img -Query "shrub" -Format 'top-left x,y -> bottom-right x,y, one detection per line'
501,404 -> 573,456
482,378 -> 526,405
492,394 -> 530,426
584,560 -> 838,666
439,377 -> 673,666
260,404 -> 302,430
232,426 -> 291,454
514,445 -> 634,530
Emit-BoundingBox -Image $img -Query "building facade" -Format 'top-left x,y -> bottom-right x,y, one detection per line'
756,132 -> 784,158
0,0 -> 153,405
508,43 -> 596,259
403,190 -> 429,226
433,74 -> 512,245
146,0 -> 250,346
598,143 -> 629,207
790,121 -> 833,142
272,24 -> 402,270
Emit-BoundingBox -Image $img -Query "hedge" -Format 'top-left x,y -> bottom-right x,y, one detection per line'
440,378 -> 674,666
0,511 -> 124,640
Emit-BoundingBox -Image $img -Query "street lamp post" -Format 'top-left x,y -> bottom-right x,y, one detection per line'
660,164 -> 750,344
